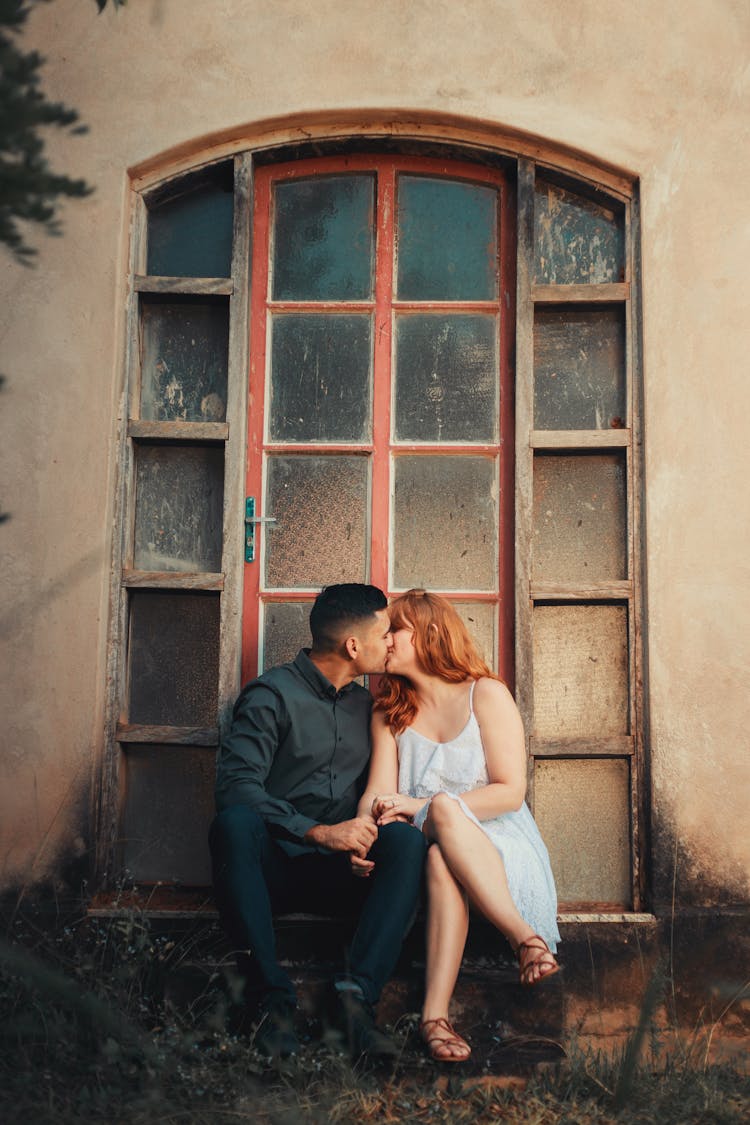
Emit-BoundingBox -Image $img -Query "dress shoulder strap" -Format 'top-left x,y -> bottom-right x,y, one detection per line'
468,679 -> 477,713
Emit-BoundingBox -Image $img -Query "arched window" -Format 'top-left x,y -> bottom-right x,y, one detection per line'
103,138 -> 644,916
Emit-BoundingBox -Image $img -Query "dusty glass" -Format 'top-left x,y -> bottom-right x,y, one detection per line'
146,164 -> 234,278
534,180 -> 624,285
134,445 -> 224,572
140,298 -> 229,422
392,455 -> 497,590
397,176 -> 498,300
272,175 -> 375,300
534,307 -> 625,430
394,314 -> 498,442
128,591 -> 220,726
269,313 -> 372,442
532,453 -> 627,582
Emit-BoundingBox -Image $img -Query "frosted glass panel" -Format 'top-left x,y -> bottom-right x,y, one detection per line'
394,314 -> 498,442
453,602 -> 496,668
270,314 -> 372,442
265,456 -> 369,588
262,601 -> 314,670
393,456 -> 497,590
533,453 -> 626,582
532,604 -> 628,738
397,176 -> 498,300
534,180 -> 624,285
134,445 -> 224,572
121,747 -> 215,884
535,759 -> 631,907
140,298 -> 229,422
128,592 -> 220,726
272,175 -> 375,300
534,307 -> 626,430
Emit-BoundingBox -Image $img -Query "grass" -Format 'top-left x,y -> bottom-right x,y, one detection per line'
1,898 -> 747,1124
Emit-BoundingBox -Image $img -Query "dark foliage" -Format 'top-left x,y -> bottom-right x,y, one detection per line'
1,898 -> 748,1124
0,0 -> 95,263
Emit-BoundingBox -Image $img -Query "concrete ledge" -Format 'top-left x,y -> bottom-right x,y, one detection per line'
84,889 -> 750,1052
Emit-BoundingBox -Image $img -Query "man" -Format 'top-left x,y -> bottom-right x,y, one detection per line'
209,584 -> 427,1060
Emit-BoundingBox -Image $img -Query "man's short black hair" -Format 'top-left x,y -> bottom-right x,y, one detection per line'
309,583 -> 387,653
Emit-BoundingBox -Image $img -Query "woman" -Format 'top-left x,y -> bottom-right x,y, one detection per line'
357,590 -> 560,1063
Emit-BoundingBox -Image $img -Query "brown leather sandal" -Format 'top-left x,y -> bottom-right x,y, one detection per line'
419,1016 -> 471,1062
516,934 -> 560,987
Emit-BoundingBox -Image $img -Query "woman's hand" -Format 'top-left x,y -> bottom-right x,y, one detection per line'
371,793 -> 426,825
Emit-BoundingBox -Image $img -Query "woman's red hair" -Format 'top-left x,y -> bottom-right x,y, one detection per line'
375,589 -> 499,732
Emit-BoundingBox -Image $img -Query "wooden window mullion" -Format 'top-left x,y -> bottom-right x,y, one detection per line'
218,151 -> 253,731
514,158 -> 537,751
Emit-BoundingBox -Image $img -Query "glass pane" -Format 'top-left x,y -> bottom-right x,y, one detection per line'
121,747 -> 215,884
146,164 -> 234,278
534,180 -> 624,285
534,307 -> 625,430
397,176 -> 498,300
393,456 -> 497,590
534,759 -> 631,906
453,602 -> 496,668
532,453 -> 627,582
134,445 -> 224,572
265,456 -> 369,588
262,601 -> 314,670
128,591 -> 220,725
394,314 -> 498,442
140,298 -> 229,422
270,314 -> 372,442
272,175 -> 375,300
532,604 -> 629,738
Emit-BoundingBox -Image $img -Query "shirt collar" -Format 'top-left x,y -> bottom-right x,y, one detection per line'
293,648 -> 354,700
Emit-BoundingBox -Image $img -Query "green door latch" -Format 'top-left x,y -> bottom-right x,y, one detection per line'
245,497 -> 277,563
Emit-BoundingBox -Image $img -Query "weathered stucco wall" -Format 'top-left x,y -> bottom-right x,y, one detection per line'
1,0 -> 748,905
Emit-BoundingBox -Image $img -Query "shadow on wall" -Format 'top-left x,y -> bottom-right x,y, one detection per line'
651,813 -> 750,913
1,769 -> 92,905
0,547 -> 104,641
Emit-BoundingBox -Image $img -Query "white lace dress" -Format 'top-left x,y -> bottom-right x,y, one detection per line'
396,682 -> 560,951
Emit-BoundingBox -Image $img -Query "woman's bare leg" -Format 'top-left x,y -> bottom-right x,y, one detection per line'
423,793 -> 557,984
420,844 -> 471,1059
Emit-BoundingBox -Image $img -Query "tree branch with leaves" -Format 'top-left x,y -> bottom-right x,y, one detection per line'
0,0 -> 127,264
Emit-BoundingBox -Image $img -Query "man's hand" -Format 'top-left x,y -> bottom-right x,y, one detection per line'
304,816 -> 378,856
349,851 -> 375,878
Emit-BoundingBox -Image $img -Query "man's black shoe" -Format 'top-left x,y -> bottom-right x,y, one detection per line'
332,988 -> 399,1060
254,993 -> 299,1059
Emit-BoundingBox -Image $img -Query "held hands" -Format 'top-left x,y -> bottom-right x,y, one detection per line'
371,793 -> 425,826
305,816 -> 377,856
306,816 -> 379,880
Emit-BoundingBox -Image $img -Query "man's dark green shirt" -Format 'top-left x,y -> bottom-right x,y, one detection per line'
214,649 -> 373,855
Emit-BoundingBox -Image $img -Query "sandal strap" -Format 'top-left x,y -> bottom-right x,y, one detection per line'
420,1016 -> 457,1036
420,1017 -> 470,1054
517,934 -> 558,980
517,934 -> 550,953
517,934 -> 554,961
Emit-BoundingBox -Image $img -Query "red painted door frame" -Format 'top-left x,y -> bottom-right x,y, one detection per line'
243,154 -> 515,686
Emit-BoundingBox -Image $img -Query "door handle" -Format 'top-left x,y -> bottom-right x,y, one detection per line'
245,497 -> 277,563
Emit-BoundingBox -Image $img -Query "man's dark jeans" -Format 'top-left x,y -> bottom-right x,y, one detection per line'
209,806 -> 427,1008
